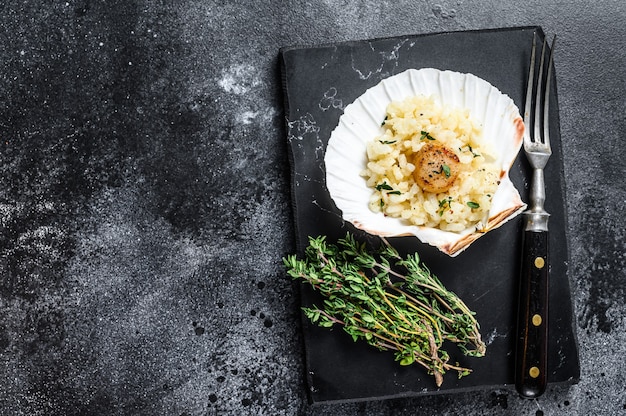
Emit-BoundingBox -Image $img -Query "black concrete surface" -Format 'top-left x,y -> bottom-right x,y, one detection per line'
0,1 -> 624,415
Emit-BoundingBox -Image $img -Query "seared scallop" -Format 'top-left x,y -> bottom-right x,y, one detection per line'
412,143 -> 460,193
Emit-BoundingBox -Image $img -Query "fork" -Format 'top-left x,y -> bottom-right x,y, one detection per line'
515,32 -> 556,399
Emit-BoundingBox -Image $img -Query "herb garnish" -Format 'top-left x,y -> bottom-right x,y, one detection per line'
466,201 -> 480,209
438,196 -> 453,216
461,144 -> 481,158
376,182 -> 401,195
379,139 -> 397,144
420,130 -> 436,141
441,164 -> 451,178
283,233 -> 486,386
375,182 -> 393,191
433,164 -> 451,178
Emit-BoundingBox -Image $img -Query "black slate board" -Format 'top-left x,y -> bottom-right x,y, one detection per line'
280,26 -> 580,404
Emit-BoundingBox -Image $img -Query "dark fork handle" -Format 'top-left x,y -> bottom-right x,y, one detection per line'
515,227 -> 549,398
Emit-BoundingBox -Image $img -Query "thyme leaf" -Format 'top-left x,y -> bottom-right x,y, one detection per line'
461,144 -> 481,158
375,182 -> 393,191
438,196 -> 453,216
433,164 -> 451,178
420,130 -> 436,141
376,182 -> 401,195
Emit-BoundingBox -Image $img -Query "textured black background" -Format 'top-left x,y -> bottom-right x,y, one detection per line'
0,1 -> 625,415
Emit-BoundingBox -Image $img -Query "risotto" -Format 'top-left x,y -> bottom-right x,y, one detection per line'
361,95 -> 501,232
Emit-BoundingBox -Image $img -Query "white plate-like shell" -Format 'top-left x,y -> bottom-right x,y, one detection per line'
325,68 -> 526,257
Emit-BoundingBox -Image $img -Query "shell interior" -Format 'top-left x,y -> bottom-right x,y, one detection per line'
325,68 -> 526,257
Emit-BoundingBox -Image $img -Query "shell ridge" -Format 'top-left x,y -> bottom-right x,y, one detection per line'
408,69 -> 419,97
360,91 -> 388,130
381,75 -> 398,102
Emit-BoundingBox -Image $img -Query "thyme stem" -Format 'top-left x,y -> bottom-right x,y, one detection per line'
283,232 -> 486,387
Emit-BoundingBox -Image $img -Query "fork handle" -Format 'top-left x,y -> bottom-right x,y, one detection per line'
515,225 -> 549,398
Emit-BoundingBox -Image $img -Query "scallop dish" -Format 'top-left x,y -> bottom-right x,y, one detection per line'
325,68 -> 527,256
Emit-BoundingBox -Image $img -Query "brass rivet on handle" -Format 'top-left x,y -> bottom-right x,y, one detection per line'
532,314 -> 542,326
529,366 -> 540,378
534,257 -> 545,269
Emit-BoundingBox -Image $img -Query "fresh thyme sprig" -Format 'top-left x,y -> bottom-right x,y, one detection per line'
283,233 -> 486,387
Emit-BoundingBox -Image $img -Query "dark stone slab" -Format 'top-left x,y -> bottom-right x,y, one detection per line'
281,26 -> 579,404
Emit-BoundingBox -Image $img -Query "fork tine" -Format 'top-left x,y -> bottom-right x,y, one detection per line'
542,36 -> 556,149
534,36 -> 547,144
523,33 -> 537,138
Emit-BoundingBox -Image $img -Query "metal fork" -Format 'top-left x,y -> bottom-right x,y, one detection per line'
515,32 -> 556,399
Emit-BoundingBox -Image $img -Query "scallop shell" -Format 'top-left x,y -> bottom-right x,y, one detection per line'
325,68 -> 526,257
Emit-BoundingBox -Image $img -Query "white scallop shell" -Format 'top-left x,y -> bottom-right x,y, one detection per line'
325,68 -> 526,257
